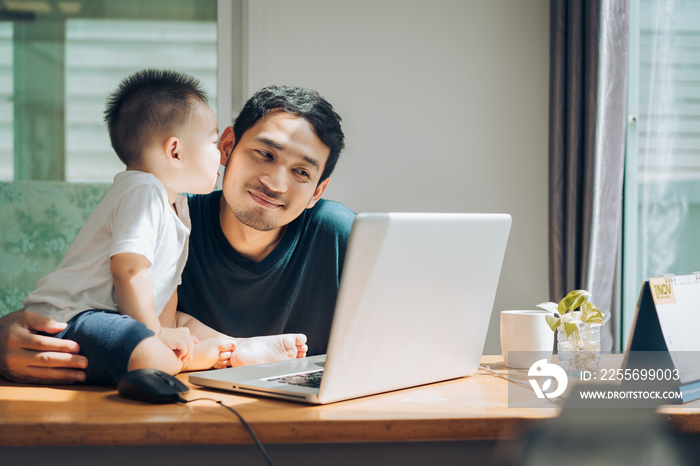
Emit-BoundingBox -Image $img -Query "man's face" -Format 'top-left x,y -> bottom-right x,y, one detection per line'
219,110 -> 331,232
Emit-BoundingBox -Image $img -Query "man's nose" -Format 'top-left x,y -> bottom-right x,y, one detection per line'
260,165 -> 288,193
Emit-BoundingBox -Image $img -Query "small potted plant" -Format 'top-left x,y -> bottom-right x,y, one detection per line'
537,289 -> 604,374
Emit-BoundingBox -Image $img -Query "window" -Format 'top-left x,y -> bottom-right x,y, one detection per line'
0,0 -> 217,182
623,0 -> 700,347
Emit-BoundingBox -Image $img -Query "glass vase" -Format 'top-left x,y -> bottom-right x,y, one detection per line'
556,322 -> 601,376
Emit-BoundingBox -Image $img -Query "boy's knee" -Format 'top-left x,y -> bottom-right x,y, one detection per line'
128,336 -> 181,374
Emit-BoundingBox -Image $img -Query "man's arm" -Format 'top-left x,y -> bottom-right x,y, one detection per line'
158,289 -> 179,328
0,310 -> 87,384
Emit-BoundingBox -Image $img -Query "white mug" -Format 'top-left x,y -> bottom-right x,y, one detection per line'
500,310 -> 555,369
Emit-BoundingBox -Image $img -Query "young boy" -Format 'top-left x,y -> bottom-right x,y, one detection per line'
22,69 -> 307,385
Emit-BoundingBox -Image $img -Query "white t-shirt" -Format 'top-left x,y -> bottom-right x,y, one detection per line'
24,171 -> 191,323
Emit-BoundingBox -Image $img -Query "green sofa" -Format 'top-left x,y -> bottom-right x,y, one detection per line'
0,181 -> 109,317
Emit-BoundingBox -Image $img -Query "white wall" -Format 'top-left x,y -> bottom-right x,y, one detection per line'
242,0 -> 550,354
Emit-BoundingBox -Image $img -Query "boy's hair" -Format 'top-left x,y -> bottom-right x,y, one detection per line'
232,85 -> 344,183
104,69 -> 208,166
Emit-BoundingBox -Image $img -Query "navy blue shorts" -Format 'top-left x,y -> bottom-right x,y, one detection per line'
52,310 -> 155,386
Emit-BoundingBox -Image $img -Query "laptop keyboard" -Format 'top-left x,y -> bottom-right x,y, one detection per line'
269,370 -> 324,388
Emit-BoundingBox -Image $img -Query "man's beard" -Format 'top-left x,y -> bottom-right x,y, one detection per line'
234,183 -> 286,231
233,208 -> 278,232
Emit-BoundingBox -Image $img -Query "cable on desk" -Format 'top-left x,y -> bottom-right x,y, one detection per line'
479,365 -> 562,407
177,396 -> 275,466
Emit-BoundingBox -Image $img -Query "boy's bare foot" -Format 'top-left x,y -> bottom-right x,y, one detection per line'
229,334 -> 308,367
185,337 -> 236,371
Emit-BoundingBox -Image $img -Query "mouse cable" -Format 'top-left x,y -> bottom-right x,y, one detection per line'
177,396 -> 275,466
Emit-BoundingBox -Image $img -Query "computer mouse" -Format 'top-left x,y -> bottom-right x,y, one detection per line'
117,368 -> 189,404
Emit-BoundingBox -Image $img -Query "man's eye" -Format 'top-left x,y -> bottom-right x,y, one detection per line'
257,151 -> 273,159
295,169 -> 311,179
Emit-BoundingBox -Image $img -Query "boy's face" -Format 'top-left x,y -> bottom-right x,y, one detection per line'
218,110 -> 331,232
175,101 -> 221,194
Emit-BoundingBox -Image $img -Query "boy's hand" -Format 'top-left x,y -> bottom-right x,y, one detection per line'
158,327 -> 197,362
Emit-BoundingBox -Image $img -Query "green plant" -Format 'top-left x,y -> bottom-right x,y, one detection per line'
536,289 -> 604,338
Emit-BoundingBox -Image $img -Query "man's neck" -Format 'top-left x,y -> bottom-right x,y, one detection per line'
218,197 -> 286,263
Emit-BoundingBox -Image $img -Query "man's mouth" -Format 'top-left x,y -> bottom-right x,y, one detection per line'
249,190 -> 284,209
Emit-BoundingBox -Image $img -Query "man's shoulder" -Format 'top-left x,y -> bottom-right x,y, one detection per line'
185,190 -> 216,205
186,191 -> 220,213
305,199 -> 355,235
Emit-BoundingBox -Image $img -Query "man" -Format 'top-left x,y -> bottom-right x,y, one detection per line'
0,85 -> 355,384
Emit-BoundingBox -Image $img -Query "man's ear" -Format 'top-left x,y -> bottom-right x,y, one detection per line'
306,178 -> 330,210
165,136 -> 182,167
218,126 -> 236,166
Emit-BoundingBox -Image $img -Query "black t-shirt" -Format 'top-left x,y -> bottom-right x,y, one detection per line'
177,191 -> 355,356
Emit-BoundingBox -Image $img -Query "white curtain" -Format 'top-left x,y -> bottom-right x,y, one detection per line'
636,0 -> 700,284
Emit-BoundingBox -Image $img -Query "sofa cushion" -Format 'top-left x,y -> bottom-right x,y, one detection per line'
0,181 -> 109,317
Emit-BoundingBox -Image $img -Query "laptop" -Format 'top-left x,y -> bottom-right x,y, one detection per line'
189,212 -> 512,404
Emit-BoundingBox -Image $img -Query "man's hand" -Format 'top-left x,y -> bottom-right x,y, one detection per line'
158,327 -> 197,363
0,310 -> 87,384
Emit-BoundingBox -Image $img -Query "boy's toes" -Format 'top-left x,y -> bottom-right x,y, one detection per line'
294,333 -> 308,346
281,334 -> 297,352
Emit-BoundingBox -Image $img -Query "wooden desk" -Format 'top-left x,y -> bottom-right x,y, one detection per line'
0,356 -> 559,447
2,355 -> 700,466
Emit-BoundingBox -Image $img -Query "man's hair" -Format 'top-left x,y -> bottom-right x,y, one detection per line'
232,85 -> 344,183
104,69 -> 208,166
